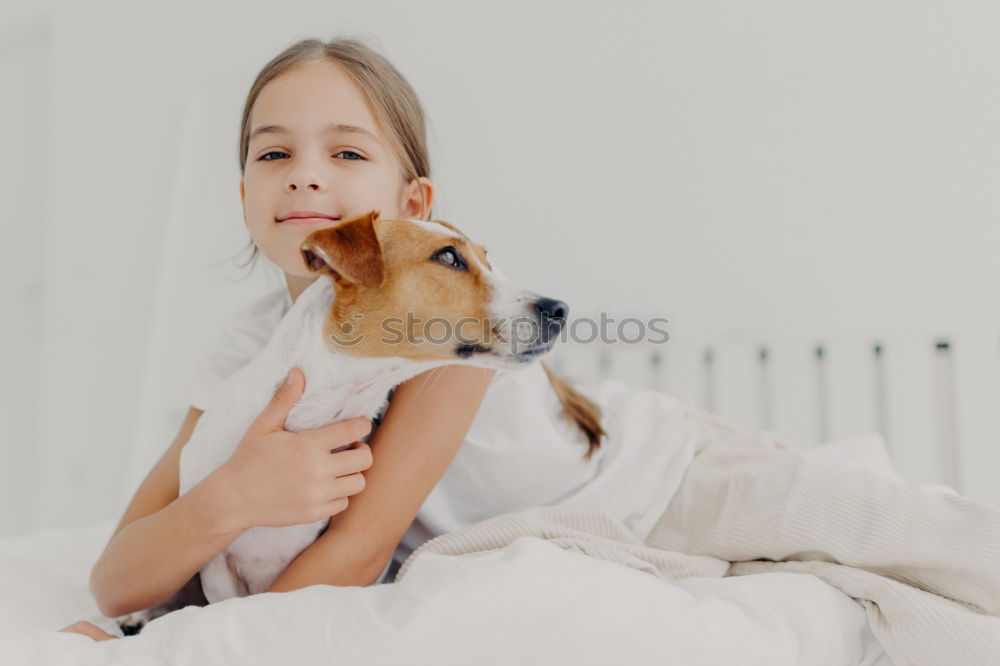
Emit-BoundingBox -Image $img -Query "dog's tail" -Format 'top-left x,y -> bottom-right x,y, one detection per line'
541,361 -> 607,461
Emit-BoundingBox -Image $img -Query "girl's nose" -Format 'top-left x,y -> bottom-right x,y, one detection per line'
286,164 -> 326,192
286,181 -> 322,192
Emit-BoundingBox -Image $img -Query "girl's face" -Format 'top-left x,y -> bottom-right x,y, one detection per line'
240,59 -> 432,287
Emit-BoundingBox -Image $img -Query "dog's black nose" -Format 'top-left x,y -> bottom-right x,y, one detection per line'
534,298 -> 569,343
535,298 -> 569,322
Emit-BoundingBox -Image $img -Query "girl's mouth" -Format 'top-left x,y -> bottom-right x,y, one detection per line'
276,216 -> 342,226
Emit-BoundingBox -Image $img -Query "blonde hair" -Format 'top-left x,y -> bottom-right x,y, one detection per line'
234,37 -> 432,268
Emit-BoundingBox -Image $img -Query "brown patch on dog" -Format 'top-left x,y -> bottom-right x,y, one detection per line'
541,361 -> 607,460
302,212 -> 498,361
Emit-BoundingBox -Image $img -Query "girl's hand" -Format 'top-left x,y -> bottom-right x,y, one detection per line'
213,367 -> 373,530
59,620 -> 119,641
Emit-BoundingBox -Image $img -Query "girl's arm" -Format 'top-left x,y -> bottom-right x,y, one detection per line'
267,364 -> 495,591
90,407 -> 260,617
90,370 -> 373,617
89,406 -> 243,617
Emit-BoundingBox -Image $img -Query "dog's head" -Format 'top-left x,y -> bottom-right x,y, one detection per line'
299,210 -> 567,367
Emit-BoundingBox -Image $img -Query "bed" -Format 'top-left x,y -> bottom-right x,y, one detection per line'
0,433 -> 904,665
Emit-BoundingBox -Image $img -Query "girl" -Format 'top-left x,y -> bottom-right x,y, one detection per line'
63,36 -> 508,639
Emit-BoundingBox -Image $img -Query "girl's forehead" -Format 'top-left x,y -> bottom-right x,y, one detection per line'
251,61 -> 384,141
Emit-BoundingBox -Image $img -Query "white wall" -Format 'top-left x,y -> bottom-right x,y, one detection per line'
0,17 -> 48,535
1,0 -> 999,536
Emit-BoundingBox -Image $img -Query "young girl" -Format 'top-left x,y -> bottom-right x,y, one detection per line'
61,36 -> 512,640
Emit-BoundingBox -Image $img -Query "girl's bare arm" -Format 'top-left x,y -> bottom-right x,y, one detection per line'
89,369 -> 374,617
89,364 -> 491,611
88,406 -> 243,617
268,365 -> 495,591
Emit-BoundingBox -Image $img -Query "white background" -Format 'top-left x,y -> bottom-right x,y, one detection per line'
1,0 -> 998,536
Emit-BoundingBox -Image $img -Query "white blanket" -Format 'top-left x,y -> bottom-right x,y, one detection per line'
0,516 -> 892,665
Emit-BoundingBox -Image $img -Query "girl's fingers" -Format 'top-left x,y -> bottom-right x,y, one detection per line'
255,368 -> 306,433
314,417 -> 372,449
326,443 -> 374,476
324,496 -> 351,516
331,471 -> 366,497
59,621 -> 118,641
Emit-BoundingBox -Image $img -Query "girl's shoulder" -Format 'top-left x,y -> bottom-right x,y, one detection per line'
189,286 -> 292,411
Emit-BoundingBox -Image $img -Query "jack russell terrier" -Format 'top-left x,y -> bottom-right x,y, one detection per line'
119,210 -> 604,632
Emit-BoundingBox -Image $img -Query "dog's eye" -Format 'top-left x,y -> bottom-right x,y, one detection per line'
431,246 -> 467,270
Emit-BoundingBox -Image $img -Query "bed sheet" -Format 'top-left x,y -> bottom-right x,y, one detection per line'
0,519 -> 894,665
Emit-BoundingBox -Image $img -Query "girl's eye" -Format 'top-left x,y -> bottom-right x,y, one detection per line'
432,247 -> 467,270
257,150 -> 365,162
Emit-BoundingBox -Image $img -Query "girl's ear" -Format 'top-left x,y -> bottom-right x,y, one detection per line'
299,210 -> 386,288
239,180 -> 248,226
400,176 -> 434,219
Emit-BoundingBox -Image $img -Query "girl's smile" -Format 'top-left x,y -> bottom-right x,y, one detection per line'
279,217 -> 343,226
277,209 -> 344,227
277,209 -> 341,222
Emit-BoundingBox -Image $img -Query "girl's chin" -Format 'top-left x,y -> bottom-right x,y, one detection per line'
282,268 -> 320,282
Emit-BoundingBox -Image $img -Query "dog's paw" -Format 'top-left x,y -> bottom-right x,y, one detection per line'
116,610 -> 149,636
116,606 -> 172,636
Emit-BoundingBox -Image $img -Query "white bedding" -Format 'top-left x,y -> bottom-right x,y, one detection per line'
0,513 -> 893,665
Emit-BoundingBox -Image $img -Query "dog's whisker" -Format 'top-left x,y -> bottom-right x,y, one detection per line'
427,366 -> 449,394
421,367 -> 443,395
415,366 -> 449,400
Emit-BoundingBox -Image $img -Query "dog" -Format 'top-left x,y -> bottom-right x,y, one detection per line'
118,210 -> 604,632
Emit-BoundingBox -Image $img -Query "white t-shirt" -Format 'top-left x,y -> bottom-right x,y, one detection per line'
189,287 -> 698,564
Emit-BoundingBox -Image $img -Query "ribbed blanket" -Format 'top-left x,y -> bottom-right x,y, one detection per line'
400,409 -> 1000,666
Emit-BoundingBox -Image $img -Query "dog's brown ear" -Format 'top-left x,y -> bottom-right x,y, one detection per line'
300,210 -> 385,288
